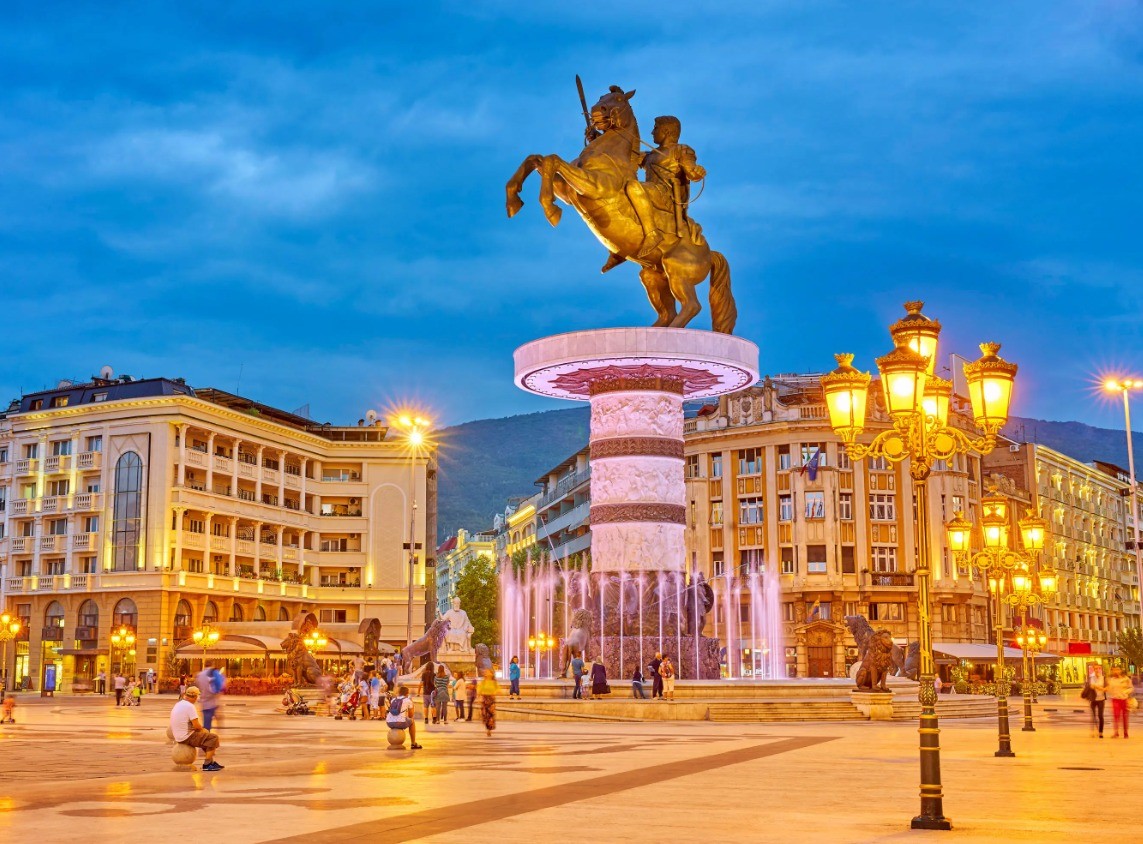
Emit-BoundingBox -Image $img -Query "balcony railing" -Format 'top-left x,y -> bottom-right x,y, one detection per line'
15,458 -> 38,475
11,537 -> 30,553
868,572 -> 915,587
40,535 -> 67,553
44,455 -> 72,473
71,493 -> 102,511
40,496 -> 63,514
71,533 -> 97,551
11,499 -> 30,516
77,451 -> 101,471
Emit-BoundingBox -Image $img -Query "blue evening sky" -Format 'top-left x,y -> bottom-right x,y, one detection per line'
2,2 -> 1141,430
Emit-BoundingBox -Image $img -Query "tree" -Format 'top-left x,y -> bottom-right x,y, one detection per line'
454,554 -> 499,648
1118,626 -> 1143,673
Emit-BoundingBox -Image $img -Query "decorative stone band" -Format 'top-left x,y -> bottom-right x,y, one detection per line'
590,503 -> 687,526
588,375 -> 684,396
589,437 -> 684,460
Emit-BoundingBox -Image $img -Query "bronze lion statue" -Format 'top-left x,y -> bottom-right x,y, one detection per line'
474,643 -> 493,675
281,633 -> 324,686
854,629 -> 894,692
400,616 -> 450,673
558,608 -> 593,677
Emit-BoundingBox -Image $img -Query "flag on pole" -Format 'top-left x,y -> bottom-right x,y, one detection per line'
807,598 -> 821,622
798,447 -> 823,481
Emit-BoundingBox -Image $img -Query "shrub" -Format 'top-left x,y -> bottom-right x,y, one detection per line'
222,674 -> 295,696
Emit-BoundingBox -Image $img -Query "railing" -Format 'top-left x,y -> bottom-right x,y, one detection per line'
322,473 -> 362,483
36,577 -> 58,592
71,492 -> 102,511
237,489 -> 256,502
538,467 -> 591,509
15,458 -> 38,475
184,450 -> 207,468
868,572 -> 915,587
12,499 -> 30,516
321,508 -> 363,517
40,535 -> 67,553
209,536 -> 230,552
77,451 -> 101,470
71,575 -> 89,590
44,455 -> 72,472
11,537 -> 29,553
40,496 -> 62,514
6,577 -> 25,592
262,467 -> 280,483
71,533 -> 97,551
182,533 -> 205,549
238,462 -> 256,479
237,540 -> 255,555
214,455 -> 234,473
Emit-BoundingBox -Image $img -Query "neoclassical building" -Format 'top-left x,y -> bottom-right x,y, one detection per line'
0,374 -> 436,691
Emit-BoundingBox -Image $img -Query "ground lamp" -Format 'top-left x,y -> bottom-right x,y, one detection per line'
0,612 -> 21,692
527,632 -> 557,678
822,301 -> 1017,832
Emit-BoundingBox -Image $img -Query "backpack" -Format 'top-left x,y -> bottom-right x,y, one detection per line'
388,696 -> 406,717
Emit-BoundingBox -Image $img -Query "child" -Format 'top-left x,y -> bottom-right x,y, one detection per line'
1,694 -> 15,724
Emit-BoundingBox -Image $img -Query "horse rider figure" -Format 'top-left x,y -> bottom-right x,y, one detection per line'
600,114 -> 707,273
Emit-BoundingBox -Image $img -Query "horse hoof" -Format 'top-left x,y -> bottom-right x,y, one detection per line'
506,196 -> 524,218
544,206 -> 562,227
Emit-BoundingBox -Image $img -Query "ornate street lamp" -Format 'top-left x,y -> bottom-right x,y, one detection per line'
822,301 -> 1017,832
1015,625 -> 1049,712
303,629 -> 328,654
109,625 -> 137,675
191,623 -> 221,664
947,495 -> 1055,746
527,632 -> 557,679
1103,378 -> 1143,627
0,612 -> 22,693
392,412 -> 434,651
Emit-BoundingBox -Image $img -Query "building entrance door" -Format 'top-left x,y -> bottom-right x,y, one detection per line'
805,626 -> 835,678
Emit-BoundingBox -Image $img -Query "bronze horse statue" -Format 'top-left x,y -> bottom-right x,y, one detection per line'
506,85 -> 736,334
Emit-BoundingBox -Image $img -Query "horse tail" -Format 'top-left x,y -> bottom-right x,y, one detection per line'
708,251 -> 737,334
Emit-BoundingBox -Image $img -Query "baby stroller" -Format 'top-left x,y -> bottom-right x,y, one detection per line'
334,688 -> 360,720
282,688 -> 311,716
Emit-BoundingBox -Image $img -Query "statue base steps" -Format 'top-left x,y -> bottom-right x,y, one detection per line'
850,690 -> 895,720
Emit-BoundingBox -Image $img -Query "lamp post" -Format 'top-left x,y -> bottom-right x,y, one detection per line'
527,631 -> 557,678
947,493 -> 1054,747
393,413 -> 433,650
109,625 -> 137,676
0,612 -> 21,693
822,301 -> 1018,832
191,623 -> 221,666
1016,625 -> 1048,718
1103,378 -> 1143,627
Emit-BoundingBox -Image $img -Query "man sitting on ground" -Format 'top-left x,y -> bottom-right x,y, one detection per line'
386,684 -> 422,749
170,686 -> 223,771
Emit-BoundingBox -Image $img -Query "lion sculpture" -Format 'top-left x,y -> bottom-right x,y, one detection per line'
558,608 -> 593,677
281,633 -> 324,686
854,629 -> 894,692
400,616 -> 450,674
845,615 -> 912,678
474,643 -> 493,676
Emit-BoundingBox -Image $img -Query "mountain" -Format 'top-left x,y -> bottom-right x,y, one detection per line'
435,408 -> 1141,543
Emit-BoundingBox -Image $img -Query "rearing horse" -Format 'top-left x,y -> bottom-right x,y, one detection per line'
506,86 -> 737,334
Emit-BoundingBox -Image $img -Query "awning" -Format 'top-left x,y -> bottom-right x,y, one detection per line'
57,648 -> 105,656
932,643 -> 1059,662
173,635 -> 378,658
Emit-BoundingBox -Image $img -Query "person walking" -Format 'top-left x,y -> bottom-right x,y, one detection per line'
590,660 -> 609,700
1107,665 -> 1136,738
130,679 -> 144,707
194,662 -> 225,730
386,684 -> 422,749
434,665 -> 450,724
649,653 -> 664,700
570,654 -> 585,700
358,674 -> 373,721
420,663 -> 436,725
1083,666 -> 1107,738
453,672 -> 468,721
508,656 -> 521,699
96,670 -> 106,695
466,671 -> 478,721
477,669 -> 498,736
171,686 -> 223,771
661,655 -> 676,701
146,668 -> 156,694
369,672 -> 383,720
113,672 -> 127,706
178,673 -> 188,698
632,667 -> 646,699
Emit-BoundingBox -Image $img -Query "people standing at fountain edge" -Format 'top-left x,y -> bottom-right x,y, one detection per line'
466,672 -> 478,720
452,672 -> 468,721
508,657 -> 521,699
590,660 -> 609,700
113,672 -> 126,705
195,662 -> 225,731
649,654 -> 664,700
661,656 -> 676,700
477,669 -> 498,736
420,663 -> 436,725
171,686 -> 223,771
386,685 -> 422,750
1083,666 -> 1107,738
1107,665 -> 1136,738
571,654 -> 585,700
434,665 -> 450,724
632,667 -> 646,699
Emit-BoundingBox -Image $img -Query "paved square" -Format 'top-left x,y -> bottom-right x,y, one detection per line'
0,695 -> 1135,842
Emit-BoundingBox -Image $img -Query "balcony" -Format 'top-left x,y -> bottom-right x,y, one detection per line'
184,450 -> 207,468
214,454 -> 234,474
76,451 -> 101,471
36,577 -> 58,592
11,499 -> 30,516
11,537 -> 30,553
43,454 -> 72,473
40,535 -> 67,553
867,572 -> 915,588
15,458 -> 38,475
5,577 -> 25,592
71,533 -> 98,551
71,492 -> 102,512
209,536 -> 230,552
238,461 -> 256,479
41,625 -> 65,641
538,468 -> 591,510
262,467 -> 280,485
537,501 -> 590,541
40,496 -> 63,514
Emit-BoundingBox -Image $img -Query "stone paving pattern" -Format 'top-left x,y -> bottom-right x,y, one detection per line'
0,693 -> 1136,842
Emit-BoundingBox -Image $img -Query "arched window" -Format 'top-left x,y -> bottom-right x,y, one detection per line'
174,600 -> 192,628
78,599 -> 99,630
45,601 -> 65,635
278,606 -> 290,622
203,601 -> 218,623
254,604 -> 267,621
230,603 -> 244,622
112,451 -> 144,571
113,598 -> 137,628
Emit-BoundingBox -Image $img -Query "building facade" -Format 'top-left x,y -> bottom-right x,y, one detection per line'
534,446 -> 591,566
984,442 -> 1141,682
435,528 -> 496,617
0,375 -> 436,691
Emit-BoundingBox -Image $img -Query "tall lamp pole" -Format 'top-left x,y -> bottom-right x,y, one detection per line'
822,301 -> 1019,832
393,414 -> 433,650
0,613 -> 22,693
1103,378 -> 1143,628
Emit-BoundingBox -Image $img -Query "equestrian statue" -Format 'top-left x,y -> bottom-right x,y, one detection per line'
506,80 -> 737,334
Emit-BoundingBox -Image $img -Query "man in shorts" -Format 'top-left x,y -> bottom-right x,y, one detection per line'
170,686 -> 223,771
386,684 -> 422,749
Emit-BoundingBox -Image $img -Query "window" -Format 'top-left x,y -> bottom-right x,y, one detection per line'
44,601 -> 65,633
739,496 -> 763,525
202,601 -> 218,623
869,602 -> 905,622
112,451 -> 144,571
838,493 -> 853,521
83,516 -> 99,533
872,546 -> 898,573
710,453 -> 723,478
778,445 -> 791,471
47,519 -> 67,536
19,483 -> 35,499
837,449 -> 851,471
941,604 -> 959,623
79,556 -> 97,574
801,443 -> 827,467
50,396 -> 68,408
0,447 -> 7,463
737,448 -> 762,475
78,600 -> 99,629
869,493 -> 896,521
712,552 -> 725,577
44,558 -> 65,575
685,454 -> 701,479
320,609 -> 348,624
113,597 -> 138,628
174,601 -> 192,628
47,479 -> 70,497
85,436 -> 103,452
23,444 -> 39,459
230,604 -> 245,621
951,495 -> 964,515
710,501 -> 724,527
782,602 -> 797,622
807,545 -> 827,573
779,495 -> 794,522
30,399 -> 43,411
842,546 -> 856,574
781,546 -> 796,574
92,392 -> 108,403
869,455 -> 888,471
804,491 -> 825,520
51,440 -> 72,456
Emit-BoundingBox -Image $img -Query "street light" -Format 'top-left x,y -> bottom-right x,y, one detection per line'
527,632 -> 557,678
303,629 -> 328,655
0,612 -> 21,693
392,412 -> 434,651
109,625 -> 137,675
1015,625 -> 1048,712
822,301 -> 1017,832
191,623 -> 221,664
1103,378 -> 1143,628
947,491 -> 1055,745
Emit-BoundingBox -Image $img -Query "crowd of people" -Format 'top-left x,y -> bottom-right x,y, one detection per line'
1082,664 -> 1138,739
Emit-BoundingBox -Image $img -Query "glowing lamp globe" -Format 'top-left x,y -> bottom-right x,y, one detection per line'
1019,514 -> 1048,552
945,511 -> 973,554
1011,572 -> 1032,594
1037,569 -> 1058,597
963,343 -> 1017,431
875,345 -> 929,420
889,301 -> 942,375
821,354 -> 871,438
922,377 -> 952,427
